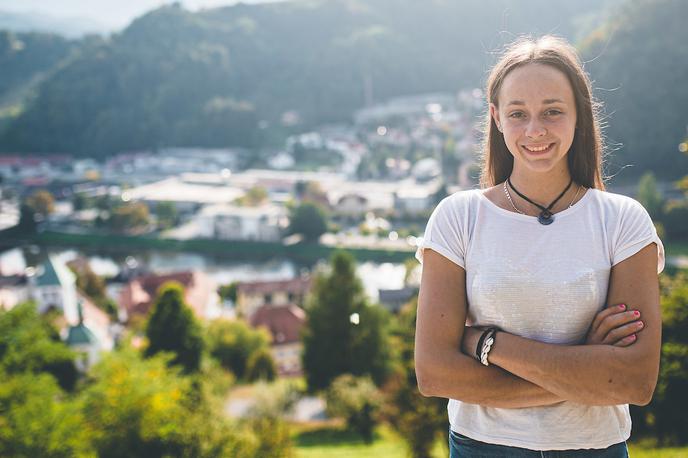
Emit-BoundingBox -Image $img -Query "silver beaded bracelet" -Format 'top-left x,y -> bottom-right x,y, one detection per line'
479,329 -> 498,366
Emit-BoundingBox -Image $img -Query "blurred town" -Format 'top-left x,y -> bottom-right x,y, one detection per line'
1,0 -> 688,456
0,91 -> 482,438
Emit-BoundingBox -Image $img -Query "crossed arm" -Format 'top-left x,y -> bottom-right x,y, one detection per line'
414,243 -> 661,408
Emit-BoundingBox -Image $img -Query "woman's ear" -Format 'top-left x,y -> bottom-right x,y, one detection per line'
489,103 -> 502,132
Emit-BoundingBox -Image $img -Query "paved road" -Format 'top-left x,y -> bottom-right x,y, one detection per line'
225,395 -> 327,422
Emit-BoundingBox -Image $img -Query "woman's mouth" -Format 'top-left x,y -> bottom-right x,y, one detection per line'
522,143 -> 555,154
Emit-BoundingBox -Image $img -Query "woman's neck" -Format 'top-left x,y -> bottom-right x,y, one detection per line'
508,167 -> 573,206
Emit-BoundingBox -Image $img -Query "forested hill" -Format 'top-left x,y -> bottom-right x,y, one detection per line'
580,0 -> 688,180
0,31 -> 75,115
0,0 -> 608,157
1,0 -> 686,180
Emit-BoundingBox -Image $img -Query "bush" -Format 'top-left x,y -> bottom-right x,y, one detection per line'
244,381 -> 299,457
325,374 -> 382,443
206,319 -> 271,380
246,348 -> 277,382
633,271 -> 688,445
661,199 -> 688,241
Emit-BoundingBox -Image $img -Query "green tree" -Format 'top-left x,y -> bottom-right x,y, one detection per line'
236,186 -> 268,206
302,251 -> 392,391
145,282 -> 204,373
0,302 -> 78,391
67,262 -> 119,320
0,302 -> 90,457
24,189 -> 55,217
246,347 -> 277,382
636,172 -> 664,220
325,374 -> 382,443
155,201 -> 178,230
71,192 -> 92,211
648,271 -> 688,445
384,298 -> 447,458
0,371 -> 93,458
662,200 -> 688,241
206,318 -> 271,380
80,348 -> 253,458
17,203 -> 37,233
218,281 -> 239,303
288,202 -> 328,242
627,271 -> 688,445
108,202 -> 150,234
68,261 -> 106,299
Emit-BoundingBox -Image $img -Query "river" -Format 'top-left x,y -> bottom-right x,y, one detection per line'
0,245 -> 409,303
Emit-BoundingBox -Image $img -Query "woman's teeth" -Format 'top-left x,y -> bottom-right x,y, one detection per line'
524,143 -> 552,152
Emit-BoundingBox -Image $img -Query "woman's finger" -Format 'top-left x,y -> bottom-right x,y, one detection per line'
612,334 -> 637,347
589,303 -> 627,335
603,320 -> 645,344
596,310 -> 642,341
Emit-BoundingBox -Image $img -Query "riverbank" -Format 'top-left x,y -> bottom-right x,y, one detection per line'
1,230 -> 416,264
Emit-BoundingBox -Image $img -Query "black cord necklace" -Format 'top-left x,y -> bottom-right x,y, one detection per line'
507,177 -> 573,225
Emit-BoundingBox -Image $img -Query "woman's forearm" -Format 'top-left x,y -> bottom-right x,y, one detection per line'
416,350 -> 564,408
487,332 -> 655,406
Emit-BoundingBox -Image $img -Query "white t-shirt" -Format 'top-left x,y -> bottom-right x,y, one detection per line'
416,188 -> 665,451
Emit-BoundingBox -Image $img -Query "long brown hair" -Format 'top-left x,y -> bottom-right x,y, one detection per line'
479,35 -> 605,190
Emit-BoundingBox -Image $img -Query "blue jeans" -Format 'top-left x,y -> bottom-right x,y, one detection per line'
449,430 -> 629,458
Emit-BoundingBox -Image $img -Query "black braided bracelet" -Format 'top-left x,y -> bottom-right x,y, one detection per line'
475,327 -> 498,361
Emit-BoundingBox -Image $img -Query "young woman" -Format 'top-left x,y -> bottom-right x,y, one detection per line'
414,36 -> 664,457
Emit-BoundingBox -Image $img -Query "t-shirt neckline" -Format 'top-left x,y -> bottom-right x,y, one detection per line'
476,187 -> 595,222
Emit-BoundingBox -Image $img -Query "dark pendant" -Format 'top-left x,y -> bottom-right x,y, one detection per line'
538,210 -> 554,225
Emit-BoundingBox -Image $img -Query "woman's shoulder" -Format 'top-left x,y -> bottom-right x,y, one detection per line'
438,188 -> 483,209
427,188 -> 482,227
586,188 -> 650,216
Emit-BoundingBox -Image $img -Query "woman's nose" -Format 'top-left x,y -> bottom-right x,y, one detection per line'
525,119 -> 547,138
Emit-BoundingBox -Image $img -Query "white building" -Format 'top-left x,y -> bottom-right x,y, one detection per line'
30,256 -> 79,321
197,203 -> 288,242
394,187 -> 435,214
122,177 -> 245,212
0,275 -> 29,311
27,257 -> 115,371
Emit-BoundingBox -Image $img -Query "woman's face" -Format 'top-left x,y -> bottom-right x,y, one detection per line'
490,63 -> 577,177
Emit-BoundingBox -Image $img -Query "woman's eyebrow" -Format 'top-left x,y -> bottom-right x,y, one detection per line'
506,98 -> 565,106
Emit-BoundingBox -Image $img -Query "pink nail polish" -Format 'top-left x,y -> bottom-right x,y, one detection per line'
618,304 -> 626,310
633,311 -> 640,317
629,334 -> 637,340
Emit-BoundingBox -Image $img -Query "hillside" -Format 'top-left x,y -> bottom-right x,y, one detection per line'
0,0 -> 608,157
1,0 -> 685,179
0,31 -> 75,125
580,0 -> 688,180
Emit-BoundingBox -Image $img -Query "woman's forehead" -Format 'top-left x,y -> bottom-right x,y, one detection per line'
499,63 -> 574,105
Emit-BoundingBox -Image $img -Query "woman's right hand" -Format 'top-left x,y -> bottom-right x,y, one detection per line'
585,303 -> 644,347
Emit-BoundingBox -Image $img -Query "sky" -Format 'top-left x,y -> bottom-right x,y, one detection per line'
0,0 -> 284,30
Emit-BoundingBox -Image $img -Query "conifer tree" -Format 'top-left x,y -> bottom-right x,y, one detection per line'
302,251 -> 391,391
145,282 -> 204,373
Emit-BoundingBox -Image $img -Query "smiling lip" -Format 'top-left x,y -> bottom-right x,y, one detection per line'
522,143 -> 555,154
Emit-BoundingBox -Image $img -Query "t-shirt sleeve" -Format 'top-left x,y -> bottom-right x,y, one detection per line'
415,195 -> 466,268
612,199 -> 665,274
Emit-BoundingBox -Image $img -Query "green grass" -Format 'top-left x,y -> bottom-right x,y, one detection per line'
292,424 -> 688,458
292,424 -> 447,458
628,445 -> 688,457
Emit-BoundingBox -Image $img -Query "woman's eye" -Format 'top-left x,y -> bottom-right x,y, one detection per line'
545,109 -> 562,116
508,112 -> 525,119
